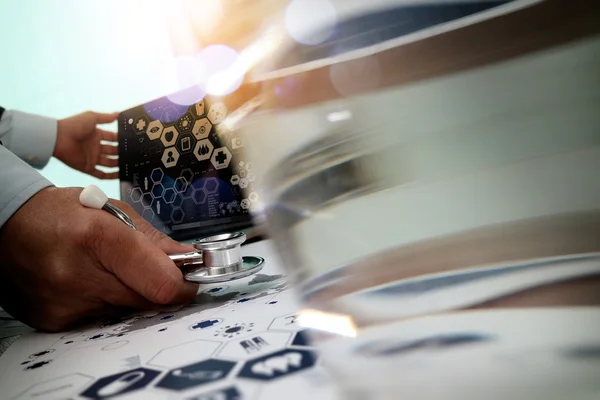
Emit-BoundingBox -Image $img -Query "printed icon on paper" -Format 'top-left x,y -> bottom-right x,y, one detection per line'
187,386 -> 241,400
240,336 -> 269,353
211,147 -> 232,170
80,368 -> 160,399
17,373 -> 93,400
218,331 -> 292,361
238,349 -> 317,381
214,322 -> 254,339
190,319 -> 223,331
269,313 -> 299,331
156,359 -> 235,391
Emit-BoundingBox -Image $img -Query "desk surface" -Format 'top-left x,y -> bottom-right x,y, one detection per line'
0,240 -> 338,400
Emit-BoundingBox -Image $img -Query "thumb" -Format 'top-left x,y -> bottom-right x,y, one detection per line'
95,112 -> 120,125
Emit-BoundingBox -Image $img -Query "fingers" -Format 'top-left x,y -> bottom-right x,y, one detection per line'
92,168 -> 119,180
94,214 -> 199,305
100,129 -> 118,143
98,156 -> 119,168
101,144 -> 118,156
95,112 -> 120,125
113,200 -> 195,254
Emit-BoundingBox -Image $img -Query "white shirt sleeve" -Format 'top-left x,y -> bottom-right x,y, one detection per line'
0,146 -> 54,227
0,110 -> 55,228
0,110 -> 58,169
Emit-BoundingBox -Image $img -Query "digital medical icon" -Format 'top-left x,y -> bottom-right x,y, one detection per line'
162,147 -> 180,168
146,120 -> 163,140
178,134 -> 194,153
211,147 -> 232,170
161,126 -> 179,147
176,113 -> 194,133
231,137 -> 243,150
207,102 -> 228,124
134,116 -> 148,133
240,199 -> 250,210
192,117 -> 212,140
194,139 -> 214,162
194,101 -> 205,117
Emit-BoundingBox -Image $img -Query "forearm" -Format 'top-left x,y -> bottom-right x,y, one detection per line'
0,109 -> 57,169
0,145 -> 54,228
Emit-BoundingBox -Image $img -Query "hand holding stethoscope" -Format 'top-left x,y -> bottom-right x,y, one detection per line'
79,185 -> 264,284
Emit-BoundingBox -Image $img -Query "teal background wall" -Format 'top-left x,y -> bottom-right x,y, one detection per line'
0,0 -> 185,199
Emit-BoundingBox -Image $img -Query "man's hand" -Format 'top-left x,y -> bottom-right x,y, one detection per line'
0,187 -> 199,332
54,111 -> 120,179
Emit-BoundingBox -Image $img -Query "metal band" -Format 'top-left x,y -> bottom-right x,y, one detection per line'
103,202 -> 137,230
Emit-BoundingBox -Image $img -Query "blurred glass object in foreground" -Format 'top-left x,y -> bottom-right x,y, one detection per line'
236,0 -> 600,399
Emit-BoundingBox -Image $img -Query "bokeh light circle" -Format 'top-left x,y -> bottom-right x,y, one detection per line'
285,0 -> 337,46
197,44 -> 243,96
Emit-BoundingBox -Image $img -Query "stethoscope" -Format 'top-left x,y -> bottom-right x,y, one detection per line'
79,185 -> 264,284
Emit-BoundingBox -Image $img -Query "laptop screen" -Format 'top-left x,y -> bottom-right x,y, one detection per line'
118,87 -> 258,240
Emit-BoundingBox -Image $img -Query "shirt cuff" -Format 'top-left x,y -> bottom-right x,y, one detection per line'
0,146 -> 54,228
2,110 -> 58,169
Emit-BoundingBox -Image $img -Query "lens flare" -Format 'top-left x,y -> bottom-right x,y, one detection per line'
197,44 -> 242,96
285,0 -> 337,46
298,309 -> 357,338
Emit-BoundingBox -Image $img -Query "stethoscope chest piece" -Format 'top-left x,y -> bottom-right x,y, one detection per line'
170,232 -> 265,284
79,186 -> 264,284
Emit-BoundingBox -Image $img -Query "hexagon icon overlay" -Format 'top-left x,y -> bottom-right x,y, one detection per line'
134,116 -> 149,134
161,126 -> 179,147
146,120 -> 164,140
192,117 -> 212,140
176,112 -> 194,133
203,178 -> 219,194
148,339 -> 221,369
194,101 -> 205,117
194,139 -> 214,162
207,102 -> 228,124
162,147 -> 180,168
211,147 -> 232,170
156,359 -> 236,392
